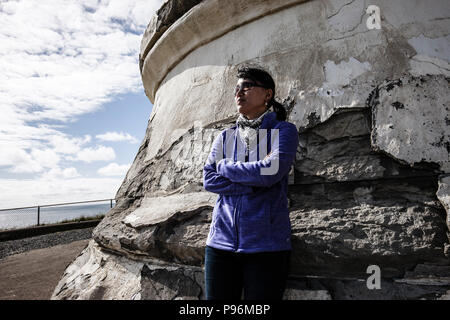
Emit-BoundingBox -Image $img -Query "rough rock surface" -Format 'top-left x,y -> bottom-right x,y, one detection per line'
370,75 -> 449,171
53,0 -> 450,300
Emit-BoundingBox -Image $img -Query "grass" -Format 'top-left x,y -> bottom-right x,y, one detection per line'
0,214 -> 106,232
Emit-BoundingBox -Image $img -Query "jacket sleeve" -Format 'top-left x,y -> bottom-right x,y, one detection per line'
216,123 -> 298,188
203,131 -> 254,195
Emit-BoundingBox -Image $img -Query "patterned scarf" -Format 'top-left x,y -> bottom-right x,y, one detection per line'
236,108 -> 272,157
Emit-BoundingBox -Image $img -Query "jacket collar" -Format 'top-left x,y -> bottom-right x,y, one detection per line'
260,111 -> 278,129
232,111 -> 278,130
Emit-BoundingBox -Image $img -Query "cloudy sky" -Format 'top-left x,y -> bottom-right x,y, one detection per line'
0,0 -> 164,208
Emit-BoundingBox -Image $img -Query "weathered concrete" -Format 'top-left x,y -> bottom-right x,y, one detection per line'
370,75 -> 449,171
53,0 -> 450,300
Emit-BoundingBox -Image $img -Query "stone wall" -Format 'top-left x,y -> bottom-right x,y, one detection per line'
52,0 -> 450,300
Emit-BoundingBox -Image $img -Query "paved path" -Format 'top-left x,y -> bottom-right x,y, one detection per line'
0,239 -> 89,300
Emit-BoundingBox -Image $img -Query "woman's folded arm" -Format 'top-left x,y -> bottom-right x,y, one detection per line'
217,123 -> 298,188
203,161 -> 253,195
203,131 -> 253,195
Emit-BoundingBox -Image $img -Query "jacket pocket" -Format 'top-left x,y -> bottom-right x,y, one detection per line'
210,194 -> 236,246
211,194 -> 223,230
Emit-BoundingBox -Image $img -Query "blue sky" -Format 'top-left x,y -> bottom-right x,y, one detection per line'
59,91 -> 151,177
0,0 -> 164,207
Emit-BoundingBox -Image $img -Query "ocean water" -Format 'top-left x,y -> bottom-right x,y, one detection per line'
0,202 -> 114,231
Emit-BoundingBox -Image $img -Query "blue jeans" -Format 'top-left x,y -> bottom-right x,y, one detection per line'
204,245 -> 291,300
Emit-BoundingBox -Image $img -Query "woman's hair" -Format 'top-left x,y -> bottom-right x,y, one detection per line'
237,66 -> 287,121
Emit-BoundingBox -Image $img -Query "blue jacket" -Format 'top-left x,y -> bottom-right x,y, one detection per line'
203,112 -> 298,253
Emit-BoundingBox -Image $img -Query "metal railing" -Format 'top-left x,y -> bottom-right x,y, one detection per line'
0,199 -> 115,231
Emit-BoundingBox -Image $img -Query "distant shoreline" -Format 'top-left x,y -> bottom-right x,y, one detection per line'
0,203 -> 110,231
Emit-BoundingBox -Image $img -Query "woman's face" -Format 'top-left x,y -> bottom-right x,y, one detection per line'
235,78 -> 272,120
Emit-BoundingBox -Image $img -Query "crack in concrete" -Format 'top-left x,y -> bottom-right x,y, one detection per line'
326,28 -> 372,42
326,0 -> 367,42
345,5 -> 368,34
411,56 -> 450,72
430,17 -> 450,21
327,0 -> 356,20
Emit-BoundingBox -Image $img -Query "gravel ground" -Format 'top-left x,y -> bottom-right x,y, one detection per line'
0,227 -> 94,260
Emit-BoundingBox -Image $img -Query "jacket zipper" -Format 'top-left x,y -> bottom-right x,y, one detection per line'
233,132 -> 240,251
234,195 -> 241,251
234,129 -> 253,251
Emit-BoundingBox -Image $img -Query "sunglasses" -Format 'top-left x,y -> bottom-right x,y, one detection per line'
234,81 -> 267,96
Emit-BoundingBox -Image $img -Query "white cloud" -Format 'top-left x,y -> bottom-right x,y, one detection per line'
0,130 -> 94,172
49,134 -> 91,155
0,0 -> 164,125
98,163 -> 131,176
96,131 -> 139,143
1,146 -> 43,173
71,146 -> 116,163
31,149 -> 60,169
0,143 -> 60,174
0,0 -> 164,212
41,167 -> 81,180
0,0 -> 162,156
0,176 -> 122,208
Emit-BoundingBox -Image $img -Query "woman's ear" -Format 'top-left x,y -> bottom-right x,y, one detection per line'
266,88 -> 273,101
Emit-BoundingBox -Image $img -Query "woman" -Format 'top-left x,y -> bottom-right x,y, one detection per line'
203,66 -> 299,300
